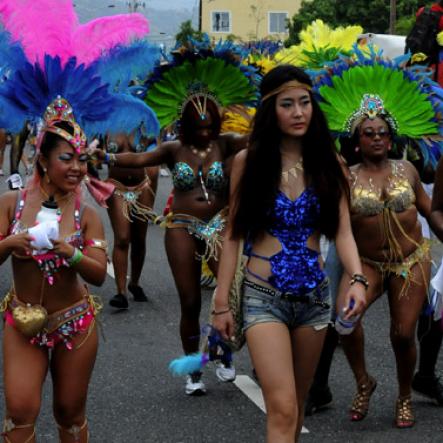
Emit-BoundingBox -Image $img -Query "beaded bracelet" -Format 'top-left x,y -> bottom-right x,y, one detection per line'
349,273 -> 369,290
67,247 -> 84,267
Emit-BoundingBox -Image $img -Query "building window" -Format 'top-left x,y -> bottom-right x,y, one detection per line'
212,11 -> 231,33
269,12 -> 288,34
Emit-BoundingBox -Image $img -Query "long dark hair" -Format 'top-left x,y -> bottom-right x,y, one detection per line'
178,96 -> 221,145
231,65 -> 349,240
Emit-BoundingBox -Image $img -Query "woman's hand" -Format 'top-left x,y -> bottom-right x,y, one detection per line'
2,232 -> 34,255
212,307 -> 235,342
87,147 -> 106,163
51,239 -> 75,259
342,283 -> 367,319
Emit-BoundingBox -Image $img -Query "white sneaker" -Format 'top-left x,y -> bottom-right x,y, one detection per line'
6,173 -> 23,189
185,373 -> 206,396
215,362 -> 236,382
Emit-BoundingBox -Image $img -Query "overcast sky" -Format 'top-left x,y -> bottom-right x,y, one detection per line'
74,0 -> 197,15
74,0 -> 197,35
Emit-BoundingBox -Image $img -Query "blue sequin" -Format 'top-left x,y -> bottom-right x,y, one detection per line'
248,188 -> 325,295
172,161 -> 227,192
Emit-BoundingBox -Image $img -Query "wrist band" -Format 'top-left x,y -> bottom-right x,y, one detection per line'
104,153 -> 116,166
67,247 -> 84,267
211,308 -> 231,316
349,273 -> 369,290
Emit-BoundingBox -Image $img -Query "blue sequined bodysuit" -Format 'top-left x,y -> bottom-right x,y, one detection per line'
246,187 -> 325,295
171,161 -> 227,193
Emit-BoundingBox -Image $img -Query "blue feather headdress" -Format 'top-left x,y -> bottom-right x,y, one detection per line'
0,33 -> 160,142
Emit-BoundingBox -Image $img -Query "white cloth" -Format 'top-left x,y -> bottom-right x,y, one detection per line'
28,221 -> 59,252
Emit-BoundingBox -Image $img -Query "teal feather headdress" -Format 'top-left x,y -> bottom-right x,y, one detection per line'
145,38 -> 259,129
311,45 -> 443,166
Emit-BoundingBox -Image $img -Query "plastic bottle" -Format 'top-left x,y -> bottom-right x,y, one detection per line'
334,299 -> 360,335
35,196 -> 59,224
29,196 -> 59,252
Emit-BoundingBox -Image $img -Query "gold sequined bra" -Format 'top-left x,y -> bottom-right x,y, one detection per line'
350,161 -> 415,216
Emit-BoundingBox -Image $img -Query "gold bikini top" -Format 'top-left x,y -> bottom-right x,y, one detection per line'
350,161 -> 415,216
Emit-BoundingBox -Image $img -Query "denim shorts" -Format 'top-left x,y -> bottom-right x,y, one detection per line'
243,278 -> 331,331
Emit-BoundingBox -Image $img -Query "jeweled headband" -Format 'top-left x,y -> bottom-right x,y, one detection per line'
348,94 -> 398,134
179,82 -> 221,121
42,96 -> 87,153
261,80 -> 312,103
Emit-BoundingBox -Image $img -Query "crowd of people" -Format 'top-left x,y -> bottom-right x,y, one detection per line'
0,1 -> 443,442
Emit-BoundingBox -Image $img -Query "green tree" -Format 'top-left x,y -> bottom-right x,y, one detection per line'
175,20 -> 203,46
286,0 -> 434,46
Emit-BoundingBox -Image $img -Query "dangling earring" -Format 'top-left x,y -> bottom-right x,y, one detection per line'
43,167 -> 50,184
355,146 -> 360,152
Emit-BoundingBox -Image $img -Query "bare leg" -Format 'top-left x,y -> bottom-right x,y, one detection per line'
291,326 -> 328,440
337,263 -> 383,421
165,228 -> 203,354
246,322 -> 297,443
3,324 -> 49,442
338,263 -> 383,384
388,261 -> 430,397
129,178 -> 156,288
9,125 -> 29,175
107,193 -> 131,297
51,326 -> 98,443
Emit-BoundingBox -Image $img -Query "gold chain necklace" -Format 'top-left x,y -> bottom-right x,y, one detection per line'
282,160 -> 304,182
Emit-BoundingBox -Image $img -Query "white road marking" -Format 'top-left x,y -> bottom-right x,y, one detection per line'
106,262 -> 115,279
234,375 -> 309,434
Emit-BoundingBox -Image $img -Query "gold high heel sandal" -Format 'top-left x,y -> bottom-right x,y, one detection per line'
395,395 -> 415,428
350,374 -> 377,421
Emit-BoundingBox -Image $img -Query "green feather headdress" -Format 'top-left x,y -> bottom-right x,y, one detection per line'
145,46 -> 258,130
311,46 -> 443,165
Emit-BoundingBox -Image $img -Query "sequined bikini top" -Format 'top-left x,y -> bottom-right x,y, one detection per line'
171,161 -> 227,193
246,187 -> 325,295
350,161 -> 415,216
8,190 -> 85,284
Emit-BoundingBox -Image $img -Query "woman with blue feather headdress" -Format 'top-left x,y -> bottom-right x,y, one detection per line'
0,1 -> 160,441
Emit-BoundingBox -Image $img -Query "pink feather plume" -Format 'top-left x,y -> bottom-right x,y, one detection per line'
0,1 -> 150,67
0,0 -> 77,64
73,14 -> 149,66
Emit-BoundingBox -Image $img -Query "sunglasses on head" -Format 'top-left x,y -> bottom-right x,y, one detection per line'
360,128 -> 390,139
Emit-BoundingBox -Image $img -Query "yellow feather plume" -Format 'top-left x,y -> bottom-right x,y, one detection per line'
275,20 -> 363,68
221,107 -> 256,134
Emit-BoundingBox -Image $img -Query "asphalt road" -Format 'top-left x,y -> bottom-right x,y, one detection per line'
0,163 -> 442,443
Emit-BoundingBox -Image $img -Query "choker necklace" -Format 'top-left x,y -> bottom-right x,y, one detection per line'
282,160 -> 303,182
190,143 -> 212,159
